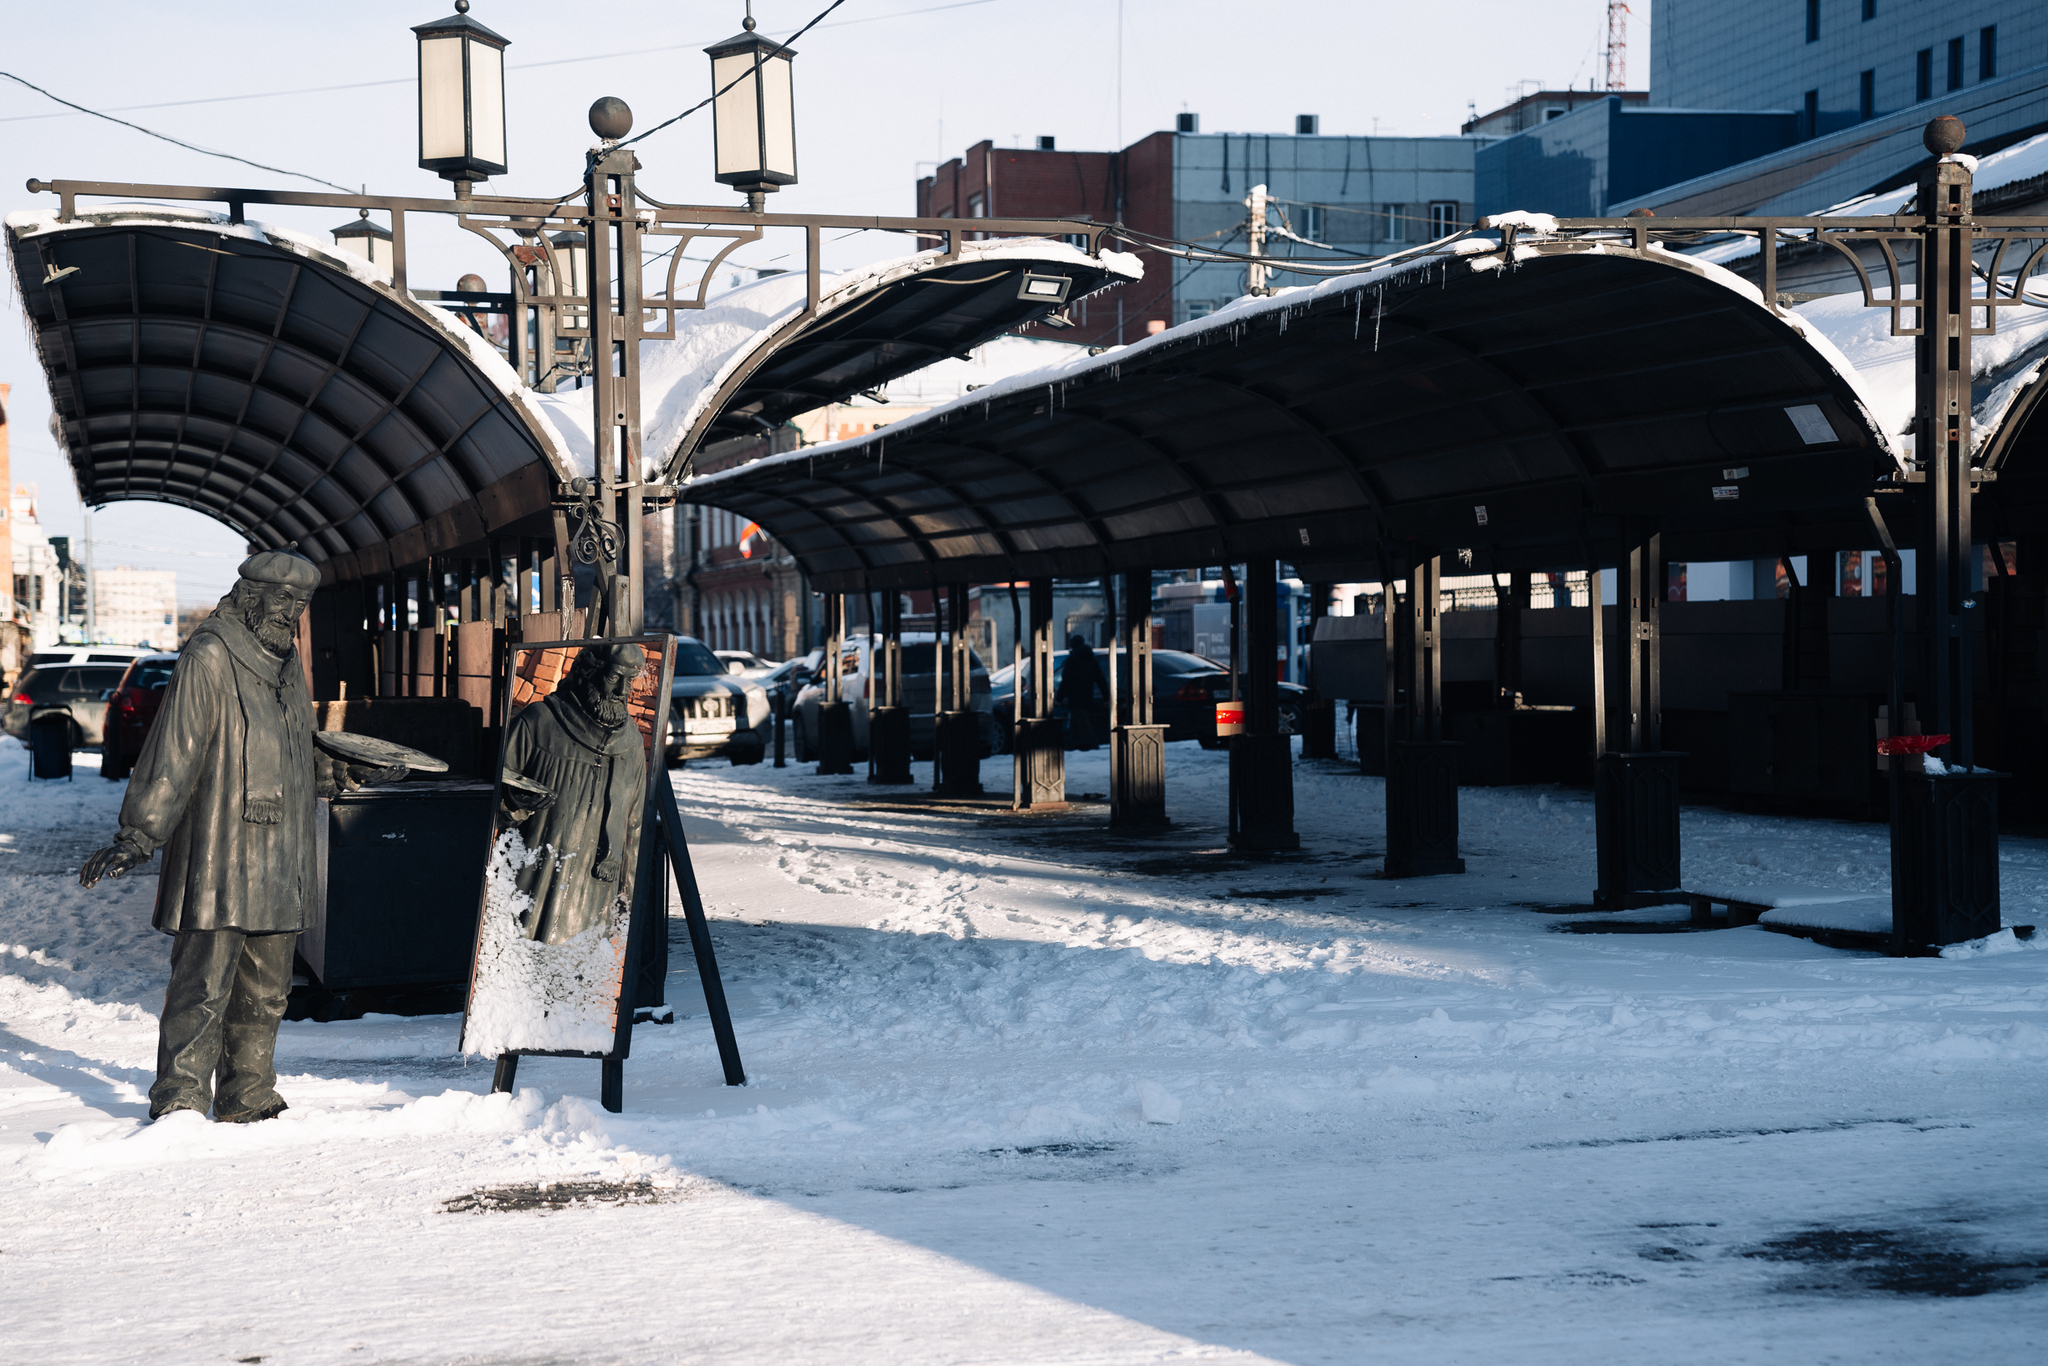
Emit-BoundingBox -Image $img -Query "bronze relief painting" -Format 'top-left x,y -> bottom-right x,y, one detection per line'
461,637 -> 674,1059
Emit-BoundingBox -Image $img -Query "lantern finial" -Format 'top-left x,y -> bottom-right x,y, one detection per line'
743,2 -> 755,32
455,0 -> 469,11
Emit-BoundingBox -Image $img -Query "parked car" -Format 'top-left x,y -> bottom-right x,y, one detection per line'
667,636 -> 772,766
714,650 -> 775,674
990,649 -> 1307,750
4,646 -> 152,735
753,654 -> 819,717
791,633 -> 998,762
99,652 -> 179,780
3,661 -> 133,749
22,645 -> 154,670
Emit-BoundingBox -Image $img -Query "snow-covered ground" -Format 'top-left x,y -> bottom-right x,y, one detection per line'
4,735 -> 2047,1363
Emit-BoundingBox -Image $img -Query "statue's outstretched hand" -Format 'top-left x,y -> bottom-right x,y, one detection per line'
79,840 -> 149,889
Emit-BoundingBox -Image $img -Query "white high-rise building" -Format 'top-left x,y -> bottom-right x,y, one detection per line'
95,567 -> 178,649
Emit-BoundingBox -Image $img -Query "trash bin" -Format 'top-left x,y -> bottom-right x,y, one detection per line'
29,708 -> 73,781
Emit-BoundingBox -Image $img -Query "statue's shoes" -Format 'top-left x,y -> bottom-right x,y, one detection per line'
214,1100 -> 289,1124
146,1104 -> 208,1124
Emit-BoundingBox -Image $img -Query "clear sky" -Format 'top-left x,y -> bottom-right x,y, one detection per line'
0,0 -> 1647,603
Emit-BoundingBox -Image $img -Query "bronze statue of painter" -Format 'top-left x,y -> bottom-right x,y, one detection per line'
78,548 -> 402,1122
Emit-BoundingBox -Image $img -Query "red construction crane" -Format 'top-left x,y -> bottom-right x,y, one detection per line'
1605,0 -> 1630,91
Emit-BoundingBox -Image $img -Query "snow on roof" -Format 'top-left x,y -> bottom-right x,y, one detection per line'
689,229 -> 1890,493
4,203 -> 577,475
1687,135 -> 2048,269
534,238 -> 1143,478
1791,285 -> 2048,451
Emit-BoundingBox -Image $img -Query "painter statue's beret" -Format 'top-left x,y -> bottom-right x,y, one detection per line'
237,547 -> 320,593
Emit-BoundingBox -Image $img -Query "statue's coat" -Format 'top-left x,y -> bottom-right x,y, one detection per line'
118,614 -> 320,934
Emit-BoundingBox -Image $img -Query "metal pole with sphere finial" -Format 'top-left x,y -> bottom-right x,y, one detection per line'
584,95 -> 645,635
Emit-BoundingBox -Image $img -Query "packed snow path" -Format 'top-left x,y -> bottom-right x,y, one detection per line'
3,737 -> 2046,1363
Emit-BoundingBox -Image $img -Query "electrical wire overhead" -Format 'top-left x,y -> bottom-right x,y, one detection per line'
0,70 -> 356,193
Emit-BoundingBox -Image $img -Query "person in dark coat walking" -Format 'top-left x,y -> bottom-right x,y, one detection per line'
1055,633 -> 1109,751
79,548 -> 400,1122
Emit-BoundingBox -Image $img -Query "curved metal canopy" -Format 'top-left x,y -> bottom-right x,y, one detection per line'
680,248 -> 1140,462
6,208 -> 572,584
683,240 -> 1900,591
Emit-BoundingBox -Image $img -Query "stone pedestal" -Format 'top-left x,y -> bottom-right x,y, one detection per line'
1385,740 -> 1464,877
1594,751 -> 1683,910
935,710 -> 983,796
1228,733 -> 1299,850
1014,717 -> 1065,807
1111,724 -> 1169,828
815,701 -> 854,776
1893,768 -> 2002,947
868,705 -> 912,784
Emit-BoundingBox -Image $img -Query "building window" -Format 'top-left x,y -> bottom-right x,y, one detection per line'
1917,48 -> 1933,102
1544,106 -> 1565,121
1299,204 -> 1327,241
1861,0 -> 1875,19
1981,26 -> 1997,80
1805,0 -> 1819,43
966,192 -> 986,218
1860,69 -> 1875,121
1186,301 -> 1217,319
1948,37 -> 1964,91
1428,202 -> 1459,236
1803,89 -> 1819,140
1382,203 -> 1405,243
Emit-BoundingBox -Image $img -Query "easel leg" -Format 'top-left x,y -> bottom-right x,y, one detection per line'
601,1059 -> 624,1113
659,778 -> 747,1085
491,1053 -> 519,1093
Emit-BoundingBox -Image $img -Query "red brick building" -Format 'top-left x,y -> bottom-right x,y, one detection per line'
918,136 -> 1176,347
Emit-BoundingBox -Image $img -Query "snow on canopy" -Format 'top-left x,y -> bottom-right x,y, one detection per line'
4,203 -> 579,473
533,238 -> 1142,479
686,225 -> 1903,499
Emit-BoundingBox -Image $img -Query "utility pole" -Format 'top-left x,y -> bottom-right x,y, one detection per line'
1245,183 -> 1270,296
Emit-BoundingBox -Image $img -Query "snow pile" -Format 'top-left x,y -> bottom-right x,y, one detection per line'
1940,927 -> 2044,959
460,829 -> 626,1058
1757,898 -> 1893,935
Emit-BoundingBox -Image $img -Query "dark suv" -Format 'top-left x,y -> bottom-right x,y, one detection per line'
4,662 -> 132,748
100,652 -> 179,779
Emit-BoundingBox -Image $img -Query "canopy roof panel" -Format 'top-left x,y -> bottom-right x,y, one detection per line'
5,205 -> 573,583
684,237 -> 1902,591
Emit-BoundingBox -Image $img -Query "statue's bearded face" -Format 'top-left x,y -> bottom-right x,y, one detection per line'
233,582 -> 310,655
565,651 -> 641,731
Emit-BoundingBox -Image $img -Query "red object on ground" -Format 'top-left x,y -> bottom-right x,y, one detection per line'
1876,733 -> 1951,756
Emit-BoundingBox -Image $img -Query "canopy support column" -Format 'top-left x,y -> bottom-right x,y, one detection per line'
869,586 -> 911,784
935,584 -> 983,796
1895,148 -> 2001,947
816,593 -> 854,775
1384,551 -> 1462,876
1230,558 -> 1299,851
1113,568 -> 1168,828
1014,578 -> 1064,807
1301,581 -> 1338,758
1595,523 -> 1683,911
